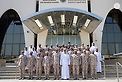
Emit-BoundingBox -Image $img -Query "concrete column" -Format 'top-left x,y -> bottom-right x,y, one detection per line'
37,29 -> 48,47
22,24 -> 34,47
79,30 -> 90,46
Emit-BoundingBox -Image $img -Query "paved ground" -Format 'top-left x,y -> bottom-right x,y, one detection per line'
0,79 -> 122,82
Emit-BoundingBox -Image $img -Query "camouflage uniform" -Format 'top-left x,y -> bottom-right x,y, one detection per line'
52,50 -> 60,79
80,50 -> 88,79
18,51 -> 26,79
89,53 -> 97,79
71,51 -> 80,79
26,52 -> 35,79
43,52 -> 50,79
36,53 -> 43,79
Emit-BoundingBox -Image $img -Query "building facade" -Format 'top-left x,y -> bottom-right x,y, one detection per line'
0,0 -> 122,57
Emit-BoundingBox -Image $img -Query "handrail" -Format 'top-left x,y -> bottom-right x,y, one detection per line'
102,60 -> 106,79
116,62 -> 122,68
116,62 -> 122,82
15,59 -> 18,79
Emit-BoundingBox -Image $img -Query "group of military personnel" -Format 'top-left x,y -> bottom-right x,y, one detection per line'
17,42 -> 102,80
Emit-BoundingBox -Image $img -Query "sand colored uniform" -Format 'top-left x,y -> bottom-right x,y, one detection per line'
43,55 -> 50,79
71,53 -> 80,79
36,53 -> 43,79
89,53 -> 97,79
26,54 -> 35,79
52,51 -> 60,79
80,52 -> 89,79
18,54 -> 26,79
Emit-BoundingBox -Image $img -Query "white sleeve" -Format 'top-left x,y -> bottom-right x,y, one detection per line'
99,52 -> 102,61
68,55 -> 70,65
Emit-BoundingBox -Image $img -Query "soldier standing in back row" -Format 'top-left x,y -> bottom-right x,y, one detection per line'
36,52 -> 43,79
27,52 -> 35,79
18,50 -> 26,80
71,50 -> 80,80
89,51 -> 97,79
80,50 -> 88,79
43,51 -> 50,80
52,50 -> 60,80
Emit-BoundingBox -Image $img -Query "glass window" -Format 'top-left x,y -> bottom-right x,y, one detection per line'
58,35 -> 63,45
7,25 -> 14,34
106,24 -> 114,33
52,35 -> 57,45
13,34 -> 20,43
106,17 -> 113,24
1,44 -> 5,56
20,34 -> 25,43
108,43 -> 115,54
20,44 -> 25,51
115,43 -> 120,53
64,35 -> 69,44
6,34 -> 13,43
20,27 -> 24,33
5,44 -> 12,56
115,33 -> 121,42
12,44 -> 19,56
102,9 -> 122,56
7,22 -> 14,34
102,33 -> 108,42
14,25 -> 21,33
101,43 -> 108,55
107,33 -> 114,42
114,24 -> 121,33
118,43 -> 122,52
2,21 -> 25,57
3,35 -> 7,44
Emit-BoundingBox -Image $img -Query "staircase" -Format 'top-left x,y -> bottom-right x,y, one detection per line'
0,62 -> 122,79
0,63 -> 19,79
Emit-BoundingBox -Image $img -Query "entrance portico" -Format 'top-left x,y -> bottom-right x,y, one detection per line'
23,8 -> 102,47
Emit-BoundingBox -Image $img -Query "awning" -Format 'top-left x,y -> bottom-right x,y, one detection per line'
23,8 -> 103,34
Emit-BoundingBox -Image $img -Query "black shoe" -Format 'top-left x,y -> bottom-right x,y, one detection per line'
44,78 -> 47,80
19,77 -> 22,80
36,78 -> 39,80
54,78 -> 56,80
61,78 -> 64,80
39,78 -> 41,80
21,78 -> 24,80
82,78 -> 86,80
91,77 -> 94,80
74,78 -> 79,80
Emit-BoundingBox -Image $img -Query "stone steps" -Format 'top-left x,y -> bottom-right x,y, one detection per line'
0,63 -> 122,79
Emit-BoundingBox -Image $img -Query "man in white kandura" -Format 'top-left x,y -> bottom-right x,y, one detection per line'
94,48 -> 102,73
90,43 -> 97,53
60,48 -> 70,80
